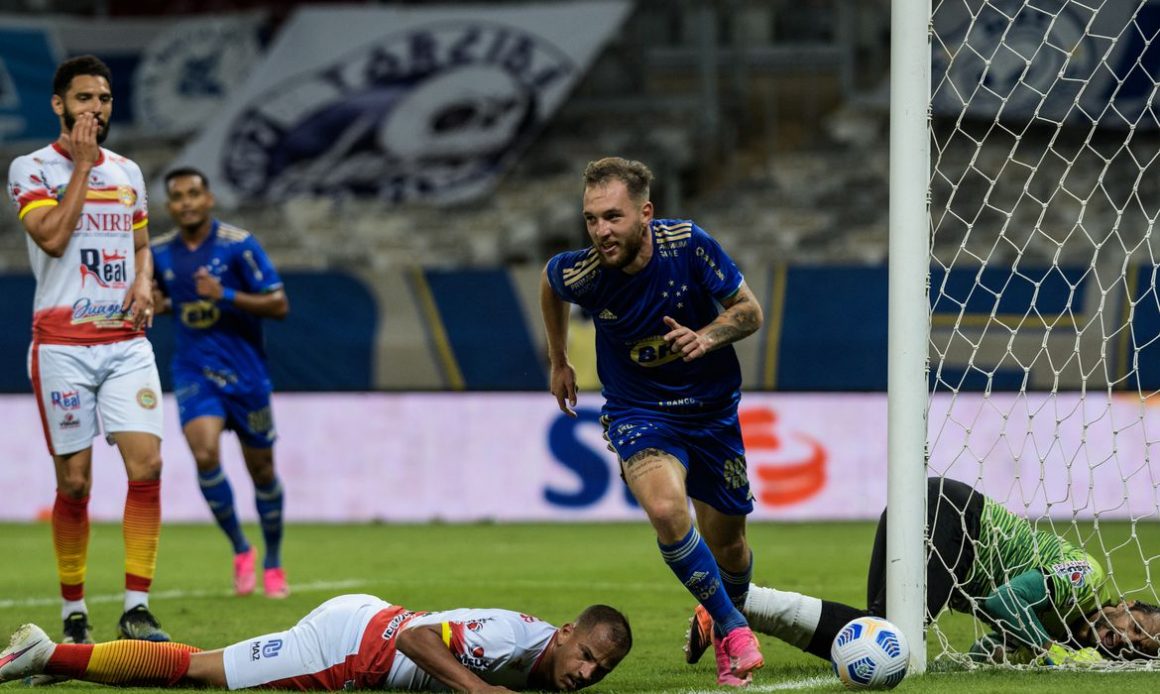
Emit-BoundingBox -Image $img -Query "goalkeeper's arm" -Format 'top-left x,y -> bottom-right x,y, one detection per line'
978,570 -> 1054,650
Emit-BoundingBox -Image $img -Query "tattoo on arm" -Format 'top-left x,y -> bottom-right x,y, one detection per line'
704,292 -> 760,348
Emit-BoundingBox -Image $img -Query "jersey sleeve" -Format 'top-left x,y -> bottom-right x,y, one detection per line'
237,235 -> 283,294
545,249 -> 596,306
124,158 -> 149,231
151,245 -> 171,296
7,155 -> 58,221
435,612 -> 520,677
689,224 -> 744,302
1044,553 -> 1104,619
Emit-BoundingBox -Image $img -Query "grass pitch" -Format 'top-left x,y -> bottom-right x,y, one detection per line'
0,521 -> 1157,693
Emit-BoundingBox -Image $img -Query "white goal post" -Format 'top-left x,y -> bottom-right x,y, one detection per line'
890,0 -> 1160,672
888,0 -> 932,676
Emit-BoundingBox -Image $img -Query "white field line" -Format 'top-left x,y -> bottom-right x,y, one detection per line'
683,675 -> 835,693
0,579 -> 369,610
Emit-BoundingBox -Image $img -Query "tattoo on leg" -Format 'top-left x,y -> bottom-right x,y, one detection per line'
624,448 -> 666,468
622,448 -> 668,484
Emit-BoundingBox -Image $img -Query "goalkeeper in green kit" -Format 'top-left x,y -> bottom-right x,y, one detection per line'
684,477 -> 1160,665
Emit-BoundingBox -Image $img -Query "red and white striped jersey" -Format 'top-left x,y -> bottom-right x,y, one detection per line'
7,142 -> 148,345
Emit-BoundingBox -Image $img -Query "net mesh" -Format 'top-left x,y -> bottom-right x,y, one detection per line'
926,0 -> 1160,669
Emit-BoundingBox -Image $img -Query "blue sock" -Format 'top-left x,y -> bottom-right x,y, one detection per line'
718,550 -> 753,636
658,526 -> 747,634
198,466 -> 249,554
255,477 -> 284,570
720,549 -> 753,609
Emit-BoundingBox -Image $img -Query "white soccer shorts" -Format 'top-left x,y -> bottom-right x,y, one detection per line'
222,594 -> 392,690
29,337 -> 164,456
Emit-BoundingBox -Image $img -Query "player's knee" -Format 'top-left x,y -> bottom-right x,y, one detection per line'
57,475 -> 92,499
190,445 -> 221,470
644,500 -> 692,538
707,534 -> 750,565
126,451 -> 163,480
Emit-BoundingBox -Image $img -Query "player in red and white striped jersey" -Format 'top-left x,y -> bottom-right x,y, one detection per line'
5,54 -> 168,645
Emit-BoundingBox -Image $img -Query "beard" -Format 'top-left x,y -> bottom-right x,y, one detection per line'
63,107 -> 110,144
596,221 -> 647,270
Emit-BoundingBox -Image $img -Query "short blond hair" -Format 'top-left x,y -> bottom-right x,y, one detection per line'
583,157 -> 653,203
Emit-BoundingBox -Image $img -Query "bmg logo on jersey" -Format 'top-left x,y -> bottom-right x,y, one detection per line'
629,336 -> 682,368
79,248 -> 129,289
51,390 -> 81,410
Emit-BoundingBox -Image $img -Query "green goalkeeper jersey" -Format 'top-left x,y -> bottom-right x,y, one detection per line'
960,496 -> 1113,643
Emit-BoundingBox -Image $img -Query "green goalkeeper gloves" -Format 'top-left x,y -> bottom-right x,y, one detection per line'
1040,642 -> 1105,666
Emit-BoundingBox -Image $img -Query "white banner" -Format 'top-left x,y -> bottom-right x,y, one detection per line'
132,13 -> 266,136
0,392 -> 1156,523
932,0 -> 1160,128
165,1 -> 632,208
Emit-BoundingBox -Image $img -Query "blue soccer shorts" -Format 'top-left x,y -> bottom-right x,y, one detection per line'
173,367 -> 276,449
601,407 -> 754,516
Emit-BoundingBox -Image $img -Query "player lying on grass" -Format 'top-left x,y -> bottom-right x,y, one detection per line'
685,477 -> 1160,666
0,593 -> 632,693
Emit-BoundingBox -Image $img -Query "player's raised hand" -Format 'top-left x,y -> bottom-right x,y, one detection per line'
194,266 -> 224,300
550,362 -> 578,417
663,315 -> 712,362
68,112 -> 101,167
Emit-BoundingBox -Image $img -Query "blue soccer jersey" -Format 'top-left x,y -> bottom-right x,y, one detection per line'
546,219 -> 745,414
152,220 -> 282,391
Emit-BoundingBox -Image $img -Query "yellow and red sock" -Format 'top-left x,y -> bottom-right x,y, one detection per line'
45,641 -> 200,686
52,491 -> 89,600
123,480 -> 161,591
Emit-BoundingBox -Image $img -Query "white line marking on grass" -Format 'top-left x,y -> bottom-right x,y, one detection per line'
684,675 -> 834,693
0,579 -> 368,610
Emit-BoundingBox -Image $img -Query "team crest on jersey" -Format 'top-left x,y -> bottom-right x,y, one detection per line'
221,22 -> 574,203
136,388 -> 158,410
117,185 -> 137,207
1051,559 -> 1092,587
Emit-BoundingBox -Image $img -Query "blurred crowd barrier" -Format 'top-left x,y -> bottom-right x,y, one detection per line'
1,262 -> 1158,393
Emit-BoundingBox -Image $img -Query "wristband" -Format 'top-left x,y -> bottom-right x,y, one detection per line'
221,287 -> 236,304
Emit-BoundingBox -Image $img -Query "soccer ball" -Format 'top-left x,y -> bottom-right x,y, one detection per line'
830,616 -> 909,690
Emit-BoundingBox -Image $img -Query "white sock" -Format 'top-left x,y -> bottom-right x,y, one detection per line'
743,585 -> 823,649
61,599 -> 87,621
124,590 -> 149,613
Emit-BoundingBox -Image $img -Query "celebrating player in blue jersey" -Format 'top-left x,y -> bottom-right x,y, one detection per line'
152,168 -> 291,599
540,157 -> 766,687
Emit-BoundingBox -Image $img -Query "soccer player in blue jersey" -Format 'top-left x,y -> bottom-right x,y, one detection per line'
540,157 -> 765,686
152,168 -> 290,599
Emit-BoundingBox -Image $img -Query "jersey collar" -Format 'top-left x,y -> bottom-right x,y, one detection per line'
51,141 -> 105,167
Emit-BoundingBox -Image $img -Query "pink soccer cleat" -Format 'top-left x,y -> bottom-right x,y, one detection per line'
720,626 -> 764,680
711,635 -> 753,687
263,567 -> 290,599
234,547 -> 256,596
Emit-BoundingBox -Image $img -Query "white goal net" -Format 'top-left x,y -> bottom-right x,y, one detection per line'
924,0 -> 1160,669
